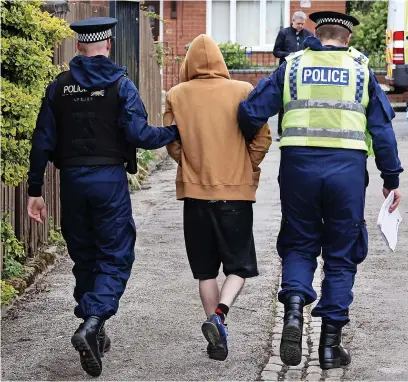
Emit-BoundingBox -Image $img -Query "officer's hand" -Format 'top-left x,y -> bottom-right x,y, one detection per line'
27,197 -> 47,223
382,188 -> 402,213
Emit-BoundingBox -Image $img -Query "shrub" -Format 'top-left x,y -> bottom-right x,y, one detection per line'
218,41 -> 250,70
1,280 -> 19,306
0,0 -> 72,186
349,1 -> 388,61
1,216 -> 25,280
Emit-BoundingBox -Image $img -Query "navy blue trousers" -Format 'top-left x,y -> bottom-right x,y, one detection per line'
60,165 -> 136,320
277,147 -> 369,326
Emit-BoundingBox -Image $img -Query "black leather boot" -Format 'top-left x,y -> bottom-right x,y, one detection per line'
71,316 -> 104,377
97,326 -> 111,357
319,323 -> 351,370
280,295 -> 304,366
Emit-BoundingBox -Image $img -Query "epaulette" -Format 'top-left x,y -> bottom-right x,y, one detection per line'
285,49 -> 305,62
55,70 -> 69,80
347,47 -> 369,65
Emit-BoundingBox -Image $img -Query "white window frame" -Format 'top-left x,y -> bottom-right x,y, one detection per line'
206,0 -> 290,51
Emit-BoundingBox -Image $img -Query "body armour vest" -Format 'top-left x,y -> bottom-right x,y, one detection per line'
52,71 -> 136,171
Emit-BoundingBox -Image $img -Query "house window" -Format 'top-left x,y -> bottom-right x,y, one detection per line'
207,0 -> 284,50
212,1 -> 230,43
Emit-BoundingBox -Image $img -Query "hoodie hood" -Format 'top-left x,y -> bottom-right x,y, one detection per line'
69,55 -> 127,89
180,34 -> 230,82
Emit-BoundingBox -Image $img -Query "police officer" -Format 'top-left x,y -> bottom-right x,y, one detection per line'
27,17 -> 178,377
238,11 -> 403,370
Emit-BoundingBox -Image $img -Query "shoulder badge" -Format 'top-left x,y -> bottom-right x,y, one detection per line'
347,47 -> 369,65
285,49 -> 305,62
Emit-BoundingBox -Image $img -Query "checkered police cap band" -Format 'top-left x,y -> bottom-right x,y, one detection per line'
77,29 -> 112,43
316,17 -> 354,32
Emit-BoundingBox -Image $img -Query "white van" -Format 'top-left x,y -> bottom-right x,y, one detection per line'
385,0 -> 408,91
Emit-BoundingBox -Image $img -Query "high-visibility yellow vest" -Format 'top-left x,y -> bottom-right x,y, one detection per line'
282,47 -> 373,155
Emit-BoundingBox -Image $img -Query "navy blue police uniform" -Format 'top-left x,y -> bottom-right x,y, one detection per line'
237,11 -> 403,369
27,17 -> 178,376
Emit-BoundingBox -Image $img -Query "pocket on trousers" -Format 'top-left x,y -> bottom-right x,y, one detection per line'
116,216 -> 137,245
350,220 -> 368,264
276,216 -> 290,257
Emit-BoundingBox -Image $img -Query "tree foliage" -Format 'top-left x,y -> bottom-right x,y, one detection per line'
349,0 -> 388,59
1,0 -> 72,186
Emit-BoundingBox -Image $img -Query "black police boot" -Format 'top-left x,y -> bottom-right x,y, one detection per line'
71,316 -> 104,377
319,323 -> 351,370
280,295 -> 304,366
97,326 -> 111,357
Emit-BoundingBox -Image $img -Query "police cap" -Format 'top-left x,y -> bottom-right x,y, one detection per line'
309,11 -> 359,33
70,17 -> 117,43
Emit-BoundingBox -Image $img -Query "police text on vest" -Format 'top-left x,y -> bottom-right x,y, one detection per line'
302,67 -> 350,86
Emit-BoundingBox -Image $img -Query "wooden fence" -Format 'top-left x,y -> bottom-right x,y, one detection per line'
139,12 -> 162,126
1,1 -> 163,272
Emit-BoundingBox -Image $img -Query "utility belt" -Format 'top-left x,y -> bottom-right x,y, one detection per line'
57,155 -> 137,174
59,156 -> 123,167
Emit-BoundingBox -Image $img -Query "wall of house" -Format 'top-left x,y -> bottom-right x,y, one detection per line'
163,0 -> 206,57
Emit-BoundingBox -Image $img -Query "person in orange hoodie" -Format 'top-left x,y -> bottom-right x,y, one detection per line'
164,34 -> 271,361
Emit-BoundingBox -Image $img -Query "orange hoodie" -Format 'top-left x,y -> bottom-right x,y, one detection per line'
164,34 -> 271,201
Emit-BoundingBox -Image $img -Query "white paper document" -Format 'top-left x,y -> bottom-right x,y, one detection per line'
377,191 -> 403,252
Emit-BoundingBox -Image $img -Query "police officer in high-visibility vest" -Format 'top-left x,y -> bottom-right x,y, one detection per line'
27,17 -> 178,377
238,11 -> 403,370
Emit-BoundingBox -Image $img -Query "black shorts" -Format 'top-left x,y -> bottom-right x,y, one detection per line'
183,198 -> 259,280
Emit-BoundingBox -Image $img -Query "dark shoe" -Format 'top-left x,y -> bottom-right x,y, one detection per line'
276,135 -> 281,142
280,295 -> 304,366
97,326 -> 111,357
201,314 -> 228,361
71,316 -> 104,377
319,323 -> 351,370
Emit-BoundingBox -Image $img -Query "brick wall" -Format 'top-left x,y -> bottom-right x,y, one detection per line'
290,1 -> 346,33
163,0 -> 206,57
230,71 -> 271,88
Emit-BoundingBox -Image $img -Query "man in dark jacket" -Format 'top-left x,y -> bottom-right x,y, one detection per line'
273,11 -> 313,140
26,17 -> 178,377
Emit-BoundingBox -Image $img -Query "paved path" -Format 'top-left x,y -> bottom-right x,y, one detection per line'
1,113 -> 407,381
260,112 -> 408,382
1,139 -> 282,381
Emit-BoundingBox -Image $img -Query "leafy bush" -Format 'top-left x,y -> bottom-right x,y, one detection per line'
0,0 -> 72,186
127,149 -> 158,190
1,280 -> 19,306
1,216 -> 25,280
218,41 -> 250,70
349,1 -> 388,60
47,217 -> 66,247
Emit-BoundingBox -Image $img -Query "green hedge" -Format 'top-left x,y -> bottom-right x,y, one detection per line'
0,0 -> 72,186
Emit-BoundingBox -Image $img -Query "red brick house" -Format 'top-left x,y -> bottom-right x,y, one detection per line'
140,0 -> 346,89
144,1 -> 345,55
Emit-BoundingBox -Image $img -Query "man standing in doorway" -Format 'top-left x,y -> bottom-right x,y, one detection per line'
273,11 -> 313,141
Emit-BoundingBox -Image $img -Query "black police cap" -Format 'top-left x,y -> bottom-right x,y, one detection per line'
70,17 -> 117,43
309,11 -> 359,33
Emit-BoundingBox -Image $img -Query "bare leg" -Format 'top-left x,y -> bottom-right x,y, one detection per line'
219,274 -> 245,308
199,279 -> 220,317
